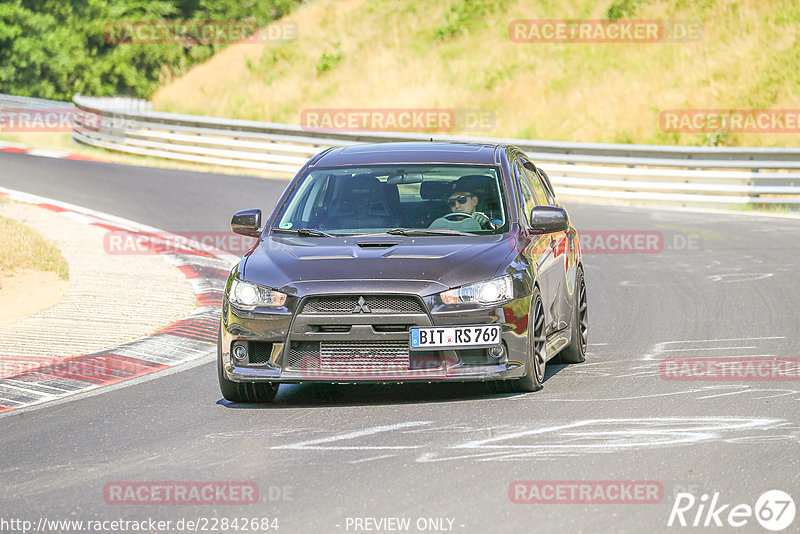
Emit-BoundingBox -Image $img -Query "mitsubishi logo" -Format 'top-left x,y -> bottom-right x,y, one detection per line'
352,296 -> 371,313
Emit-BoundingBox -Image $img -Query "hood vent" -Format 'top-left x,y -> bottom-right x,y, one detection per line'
357,242 -> 399,248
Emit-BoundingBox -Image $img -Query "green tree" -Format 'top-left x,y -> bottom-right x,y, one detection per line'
0,0 -> 299,100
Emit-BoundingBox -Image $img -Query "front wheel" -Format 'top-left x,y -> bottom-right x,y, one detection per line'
555,267 -> 587,364
513,287 -> 545,392
217,333 -> 279,402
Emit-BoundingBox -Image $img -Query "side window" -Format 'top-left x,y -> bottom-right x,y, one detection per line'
521,161 -> 549,206
314,177 -> 330,208
514,158 -> 537,225
298,175 -> 331,225
535,167 -> 556,205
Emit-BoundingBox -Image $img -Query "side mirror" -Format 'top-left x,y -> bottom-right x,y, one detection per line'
529,206 -> 569,234
231,209 -> 262,237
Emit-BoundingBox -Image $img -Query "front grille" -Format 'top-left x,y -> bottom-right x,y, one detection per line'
320,340 -> 409,371
249,342 -> 273,364
285,341 -> 411,373
300,295 -> 424,315
372,324 -> 411,332
319,341 -> 408,369
314,325 -> 351,333
287,342 -> 320,369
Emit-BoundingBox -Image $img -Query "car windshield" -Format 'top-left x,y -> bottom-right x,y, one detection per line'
273,165 -> 507,236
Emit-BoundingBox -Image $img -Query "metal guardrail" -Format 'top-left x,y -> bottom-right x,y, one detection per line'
6,94 -> 800,205
0,94 -> 73,110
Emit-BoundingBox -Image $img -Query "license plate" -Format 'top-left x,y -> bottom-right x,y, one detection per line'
409,325 -> 501,350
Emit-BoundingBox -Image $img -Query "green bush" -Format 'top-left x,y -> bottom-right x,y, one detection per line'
316,42 -> 342,75
0,0 -> 299,100
434,0 -> 500,41
606,0 -> 649,21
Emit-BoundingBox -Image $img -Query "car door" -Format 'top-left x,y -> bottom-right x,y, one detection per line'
535,165 -> 577,330
512,156 -> 560,336
521,157 -> 572,332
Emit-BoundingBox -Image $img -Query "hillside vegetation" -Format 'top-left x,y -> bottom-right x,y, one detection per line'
152,0 -> 800,147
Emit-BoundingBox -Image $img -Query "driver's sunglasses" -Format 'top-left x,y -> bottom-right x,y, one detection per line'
447,195 -> 471,207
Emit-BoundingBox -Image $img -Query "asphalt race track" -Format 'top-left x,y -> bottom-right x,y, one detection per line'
1,151 -> 799,533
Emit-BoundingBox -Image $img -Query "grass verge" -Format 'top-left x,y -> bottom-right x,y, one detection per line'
0,214 -> 69,280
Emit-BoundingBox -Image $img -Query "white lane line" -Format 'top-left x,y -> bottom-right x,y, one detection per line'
25,149 -> 70,158
660,337 -> 784,344
695,389 -> 800,400
0,382 -> 59,398
3,379 -> 72,393
642,336 -> 785,360
417,451 -> 519,463
690,354 -> 776,358
663,354 -> 776,359
0,186 -> 160,233
272,421 -> 431,450
416,417 -> 790,463
0,351 -> 215,420
531,389 -> 708,402
450,417 -> 781,450
706,273 -> 773,282
349,454 -> 396,464
661,346 -> 757,352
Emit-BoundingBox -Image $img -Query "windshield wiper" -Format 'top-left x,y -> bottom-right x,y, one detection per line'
272,227 -> 334,238
384,227 -> 473,237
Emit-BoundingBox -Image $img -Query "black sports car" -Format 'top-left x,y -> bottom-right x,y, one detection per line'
218,142 -> 587,401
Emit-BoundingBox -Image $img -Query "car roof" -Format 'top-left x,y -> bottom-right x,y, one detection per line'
311,142 -> 503,167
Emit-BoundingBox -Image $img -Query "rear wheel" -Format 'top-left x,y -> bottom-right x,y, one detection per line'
555,267 -> 587,364
217,332 -> 279,402
513,287 -> 545,392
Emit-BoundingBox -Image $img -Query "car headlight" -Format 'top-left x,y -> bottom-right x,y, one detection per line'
441,274 -> 513,305
229,279 -> 287,309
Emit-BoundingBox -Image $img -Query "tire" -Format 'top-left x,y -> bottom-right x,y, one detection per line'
217,333 -> 279,403
513,286 -> 546,393
555,267 -> 587,364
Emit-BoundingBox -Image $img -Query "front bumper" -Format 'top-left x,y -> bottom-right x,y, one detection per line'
220,293 -> 531,384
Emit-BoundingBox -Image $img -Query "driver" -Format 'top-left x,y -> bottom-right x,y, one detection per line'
446,186 -> 492,228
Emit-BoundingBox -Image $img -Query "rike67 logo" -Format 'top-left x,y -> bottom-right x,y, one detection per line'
668,490 -> 795,531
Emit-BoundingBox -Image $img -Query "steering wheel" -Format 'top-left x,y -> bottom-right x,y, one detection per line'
443,212 -> 472,222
